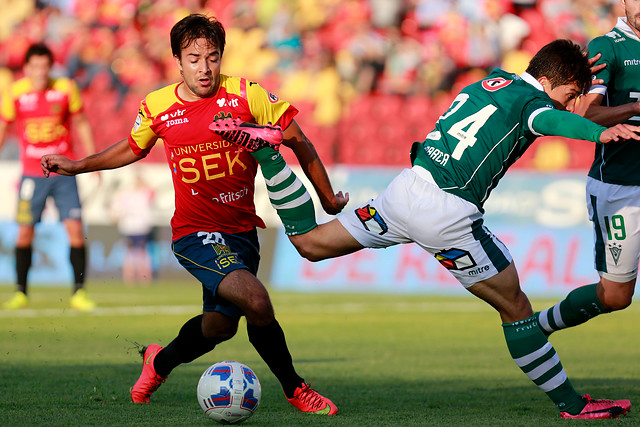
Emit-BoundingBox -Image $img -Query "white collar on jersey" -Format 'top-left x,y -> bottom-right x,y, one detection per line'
615,17 -> 640,42
519,72 -> 543,91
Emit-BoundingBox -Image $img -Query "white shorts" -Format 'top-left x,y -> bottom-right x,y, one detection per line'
338,166 -> 513,288
586,177 -> 640,282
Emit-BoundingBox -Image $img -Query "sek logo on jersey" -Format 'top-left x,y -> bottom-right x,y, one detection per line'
355,205 -> 388,235
481,77 -> 512,92
435,248 -> 477,271
268,92 -> 278,103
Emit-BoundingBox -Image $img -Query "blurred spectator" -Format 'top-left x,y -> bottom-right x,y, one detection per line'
109,172 -> 155,285
0,0 -> 622,168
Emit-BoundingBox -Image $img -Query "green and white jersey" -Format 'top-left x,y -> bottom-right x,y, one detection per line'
588,17 -> 640,185
412,69 -> 557,211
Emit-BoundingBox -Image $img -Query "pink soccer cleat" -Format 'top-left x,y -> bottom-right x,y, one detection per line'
130,344 -> 167,403
286,382 -> 338,415
210,118 -> 283,152
560,394 -> 631,419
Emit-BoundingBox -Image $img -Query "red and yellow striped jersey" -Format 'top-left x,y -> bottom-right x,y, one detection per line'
129,75 -> 298,240
1,76 -> 83,176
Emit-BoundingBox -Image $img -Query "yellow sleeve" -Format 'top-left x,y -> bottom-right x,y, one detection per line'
129,98 -> 158,155
67,79 -> 83,114
245,81 -> 295,126
1,86 -> 16,122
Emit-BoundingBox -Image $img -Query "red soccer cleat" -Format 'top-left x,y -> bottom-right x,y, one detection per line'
286,382 -> 338,415
130,344 -> 167,403
560,394 -> 631,419
209,118 -> 283,152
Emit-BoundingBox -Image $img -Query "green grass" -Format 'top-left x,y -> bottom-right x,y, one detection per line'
1,281 -> 638,426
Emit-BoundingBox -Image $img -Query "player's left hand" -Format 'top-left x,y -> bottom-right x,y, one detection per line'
600,123 -> 640,143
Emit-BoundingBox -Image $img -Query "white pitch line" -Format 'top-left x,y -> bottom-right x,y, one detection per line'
0,301 -> 487,318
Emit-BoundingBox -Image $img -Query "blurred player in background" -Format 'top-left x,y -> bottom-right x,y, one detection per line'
0,43 -> 96,311
41,14 -> 346,415
536,0 -> 640,337
219,40 -> 636,419
109,172 -> 155,285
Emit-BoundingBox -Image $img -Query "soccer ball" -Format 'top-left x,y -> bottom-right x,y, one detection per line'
197,361 -> 261,424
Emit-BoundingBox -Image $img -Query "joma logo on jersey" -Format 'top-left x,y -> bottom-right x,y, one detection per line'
481,78 -> 512,92
355,205 -> 388,235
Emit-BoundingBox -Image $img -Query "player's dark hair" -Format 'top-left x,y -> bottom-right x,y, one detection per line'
25,43 -> 53,65
170,14 -> 226,58
526,39 -> 591,92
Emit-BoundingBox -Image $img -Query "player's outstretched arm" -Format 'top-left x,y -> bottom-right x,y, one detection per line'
282,119 -> 349,215
599,124 -> 640,143
42,138 -> 144,177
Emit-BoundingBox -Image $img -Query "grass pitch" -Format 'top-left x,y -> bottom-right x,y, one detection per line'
1,281 -> 638,426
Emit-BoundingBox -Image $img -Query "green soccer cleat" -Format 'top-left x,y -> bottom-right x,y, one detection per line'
70,289 -> 96,312
286,382 -> 338,415
2,291 -> 28,310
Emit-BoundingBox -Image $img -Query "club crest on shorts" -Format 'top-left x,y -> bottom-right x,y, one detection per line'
355,204 -> 388,235
608,242 -> 622,265
435,248 -> 476,271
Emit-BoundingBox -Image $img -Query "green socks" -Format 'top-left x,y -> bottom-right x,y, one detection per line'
252,148 -> 317,235
537,284 -> 607,335
503,316 -> 585,415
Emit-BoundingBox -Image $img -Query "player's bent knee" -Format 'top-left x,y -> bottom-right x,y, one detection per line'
245,295 -> 274,322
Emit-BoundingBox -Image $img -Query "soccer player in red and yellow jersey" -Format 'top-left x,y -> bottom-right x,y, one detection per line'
0,43 -> 97,311
42,14 -> 346,415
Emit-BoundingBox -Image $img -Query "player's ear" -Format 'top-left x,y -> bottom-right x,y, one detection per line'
538,76 -> 552,93
174,54 -> 182,71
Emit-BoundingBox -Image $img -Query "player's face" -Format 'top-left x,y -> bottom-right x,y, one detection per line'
543,81 -> 582,112
623,0 -> 640,35
24,55 -> 52,91
175,38 -> 221,100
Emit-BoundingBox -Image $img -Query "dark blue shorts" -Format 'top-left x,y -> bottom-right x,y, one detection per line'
171,229 -> 260,318
17,175 -> 82,224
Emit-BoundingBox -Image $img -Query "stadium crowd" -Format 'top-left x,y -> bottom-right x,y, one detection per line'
0,0 -> 621,167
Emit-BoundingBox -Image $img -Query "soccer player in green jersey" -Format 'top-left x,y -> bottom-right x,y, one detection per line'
220,40 -> 638,419
537,1 -> 640,340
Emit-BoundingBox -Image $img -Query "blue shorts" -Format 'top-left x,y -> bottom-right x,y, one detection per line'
17,175 -> 82,224
171,229 -> 260,318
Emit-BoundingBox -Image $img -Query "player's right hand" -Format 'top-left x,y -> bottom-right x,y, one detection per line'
41,154 -> 77,177
600,123 -> 640,143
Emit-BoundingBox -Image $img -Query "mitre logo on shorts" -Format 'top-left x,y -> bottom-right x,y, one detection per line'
435,248 -> 477,271
355,205 -> 388,235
